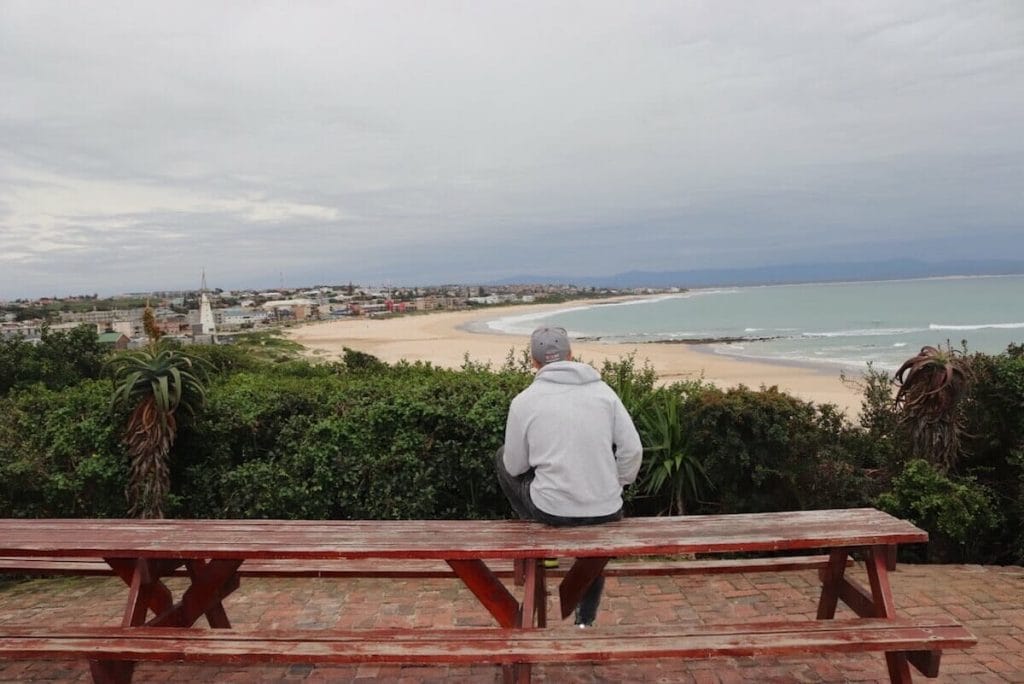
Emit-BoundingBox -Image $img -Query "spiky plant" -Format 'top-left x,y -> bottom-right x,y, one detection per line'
893,344 -> 973,473
108,344 -> 207,518
637,389 -> 709,515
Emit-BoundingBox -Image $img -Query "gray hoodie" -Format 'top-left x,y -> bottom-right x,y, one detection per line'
502,360 -> 643,518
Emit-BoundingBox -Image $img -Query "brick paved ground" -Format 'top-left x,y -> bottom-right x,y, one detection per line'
0,563 -> 1021,682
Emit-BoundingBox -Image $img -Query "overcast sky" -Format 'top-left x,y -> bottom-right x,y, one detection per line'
2,1 -> 1022,298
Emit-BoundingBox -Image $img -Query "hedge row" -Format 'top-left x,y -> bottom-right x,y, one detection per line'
0,344 -> 1021,564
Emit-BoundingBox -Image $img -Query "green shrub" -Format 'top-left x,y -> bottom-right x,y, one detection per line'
876,459 -> 1002,562
0,380 -> 125,517
600,354 -> 658,415
960,350 -> 1024,563
0,325 -> 107,395
184,343 -> 264,375
342,347 -> 388,372
170,361 -> 531,520
680,385 -> 864,514
850,365 -> 907,475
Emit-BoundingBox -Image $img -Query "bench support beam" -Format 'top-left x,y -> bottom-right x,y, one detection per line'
88,659 -> 134,684
816,549 -> 848,619
559,557 -> 610,620
90,557 -> 242,683
446,559 -> 519,629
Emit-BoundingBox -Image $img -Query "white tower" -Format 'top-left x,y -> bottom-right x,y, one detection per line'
199,271 -> 217,338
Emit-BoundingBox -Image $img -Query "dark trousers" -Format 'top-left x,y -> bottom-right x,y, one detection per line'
493,447 -> 620,626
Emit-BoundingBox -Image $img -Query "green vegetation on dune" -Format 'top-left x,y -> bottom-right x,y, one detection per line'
0,337 -> 1022,564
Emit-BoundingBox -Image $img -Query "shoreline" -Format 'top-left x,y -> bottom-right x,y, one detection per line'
286,297 -> 866,418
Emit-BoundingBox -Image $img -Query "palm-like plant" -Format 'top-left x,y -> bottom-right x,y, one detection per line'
108,344 -> 208,518
637,388 -> 709,515
893,344 -> 973,473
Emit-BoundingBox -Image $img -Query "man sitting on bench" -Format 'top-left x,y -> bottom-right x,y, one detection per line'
495,325 -> 643,627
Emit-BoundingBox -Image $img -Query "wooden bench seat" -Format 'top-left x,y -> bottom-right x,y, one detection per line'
0,619 -> 976,673
0,554 -> 848,578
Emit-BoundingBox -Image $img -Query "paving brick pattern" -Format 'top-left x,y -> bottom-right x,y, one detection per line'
0,563 -> 1021,682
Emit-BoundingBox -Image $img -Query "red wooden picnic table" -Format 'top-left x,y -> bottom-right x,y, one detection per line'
0,509 -> 935,682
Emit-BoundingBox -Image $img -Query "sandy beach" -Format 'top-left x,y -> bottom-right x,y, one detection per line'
287,299 -> 866,418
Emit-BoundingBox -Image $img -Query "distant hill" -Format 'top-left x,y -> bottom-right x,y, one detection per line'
490,259 -> 1024,289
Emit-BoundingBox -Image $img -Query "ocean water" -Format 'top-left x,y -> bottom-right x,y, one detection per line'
484,276 -> 1024,372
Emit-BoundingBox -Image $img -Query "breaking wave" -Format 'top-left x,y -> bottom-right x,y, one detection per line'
930,322 -> 1024,331
802,328 -> 921,338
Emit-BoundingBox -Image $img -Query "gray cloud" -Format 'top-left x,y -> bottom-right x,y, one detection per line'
1,0 -> 1022,297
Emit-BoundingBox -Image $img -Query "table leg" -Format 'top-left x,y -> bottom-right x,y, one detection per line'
865,545 -> 912,683
91,556 -> 244,683
186,559 -> 236,628
513,558 -> 526,586
105,558 -> 176,623
815,549 -> 848,619
520,559 -> 544,629
535,561 -> 547,628
816,546 -> 928,682
122,559 -> 154,627
511,559 -> 542,683
148,559 -> 242,628
446,558 -> 549,682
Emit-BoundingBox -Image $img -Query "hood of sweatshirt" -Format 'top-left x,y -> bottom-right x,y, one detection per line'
533,360 -> 602,386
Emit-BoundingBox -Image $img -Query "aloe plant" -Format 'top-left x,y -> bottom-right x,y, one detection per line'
893,344 -> 973,473
108,344 -> 208,517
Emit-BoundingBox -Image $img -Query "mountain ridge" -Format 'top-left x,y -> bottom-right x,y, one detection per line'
488,259 -> 1024,289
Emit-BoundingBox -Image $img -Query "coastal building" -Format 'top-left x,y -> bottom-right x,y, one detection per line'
413,296 -> 439,311
109,321 -> 134,338
59,308 -> 135,327
97,332 -> 130,350
215,307 -> 271,329
0,323 -> 43,341
262,298 -> 317,321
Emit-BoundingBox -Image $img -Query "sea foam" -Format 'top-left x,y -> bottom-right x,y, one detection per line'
929,322 -> 1024,331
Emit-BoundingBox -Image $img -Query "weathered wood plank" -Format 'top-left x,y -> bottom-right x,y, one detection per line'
0,510 -> 928,560
0,555 -> 854,578
0,619 -> 976,664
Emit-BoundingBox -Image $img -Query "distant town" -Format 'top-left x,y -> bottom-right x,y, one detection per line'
0,281 -> 681,349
